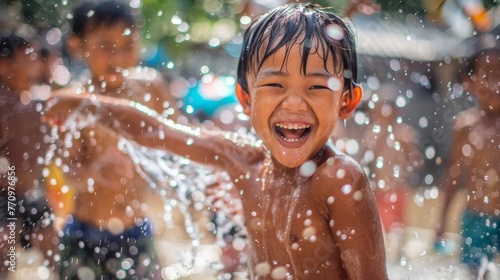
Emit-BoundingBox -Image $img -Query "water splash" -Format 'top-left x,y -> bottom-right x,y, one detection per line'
44,106 -> 246,277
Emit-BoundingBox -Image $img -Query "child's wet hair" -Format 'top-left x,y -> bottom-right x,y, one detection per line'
237,3 -> 357,94
72,0 -> 136,38
0,33 -> 30,58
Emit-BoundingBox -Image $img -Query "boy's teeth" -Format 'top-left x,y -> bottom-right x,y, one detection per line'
282,137 -> 302,142
276,123 -> 310,130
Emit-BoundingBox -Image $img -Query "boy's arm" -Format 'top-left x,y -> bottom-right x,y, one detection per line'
45,93 -> 255,173
318,156 -> 389,279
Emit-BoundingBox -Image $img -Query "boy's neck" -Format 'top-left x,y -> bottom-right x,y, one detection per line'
268,146 -> 328,175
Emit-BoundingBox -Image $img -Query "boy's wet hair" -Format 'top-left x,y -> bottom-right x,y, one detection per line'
237,3 -> 358,94
72,0 -> 136,38
0,33 -> 30,58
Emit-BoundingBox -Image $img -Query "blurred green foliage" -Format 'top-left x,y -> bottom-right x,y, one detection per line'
1,0 -> 75,31
1,0 -> 496,69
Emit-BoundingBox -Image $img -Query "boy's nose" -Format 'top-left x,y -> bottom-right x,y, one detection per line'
281,94 -> 307,112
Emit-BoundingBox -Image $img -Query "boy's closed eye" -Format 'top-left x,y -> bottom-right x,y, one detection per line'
309,85 -> 331,90
262,83 -> 283,88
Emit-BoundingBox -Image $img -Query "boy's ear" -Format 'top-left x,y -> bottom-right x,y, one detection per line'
66,36 -> 84,59
339,85 -> 362,119
236,83 -> 251,116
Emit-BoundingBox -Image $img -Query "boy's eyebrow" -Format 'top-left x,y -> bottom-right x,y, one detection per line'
305,71 -> 334,79
256,68 -> 287,79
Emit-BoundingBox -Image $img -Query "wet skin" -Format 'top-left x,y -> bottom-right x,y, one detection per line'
55,22 -> 179,230
0,48 -> 58,271
46,44 -> 389,279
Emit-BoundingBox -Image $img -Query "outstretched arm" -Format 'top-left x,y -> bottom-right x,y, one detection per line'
44,92 -> 254,173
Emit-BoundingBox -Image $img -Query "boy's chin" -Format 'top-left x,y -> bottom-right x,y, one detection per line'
273,153 -> 309,169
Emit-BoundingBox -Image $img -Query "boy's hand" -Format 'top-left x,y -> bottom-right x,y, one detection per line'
42,92 -> 96,126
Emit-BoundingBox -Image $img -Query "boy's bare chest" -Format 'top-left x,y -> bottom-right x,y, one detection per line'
240,176 -> 343,277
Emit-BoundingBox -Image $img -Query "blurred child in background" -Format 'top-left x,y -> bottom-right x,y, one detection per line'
0,32 -> 59,276
53,1 -> 180,278
436,47 -> 500,280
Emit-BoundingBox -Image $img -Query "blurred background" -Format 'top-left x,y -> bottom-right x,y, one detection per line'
1,0 -> 499,279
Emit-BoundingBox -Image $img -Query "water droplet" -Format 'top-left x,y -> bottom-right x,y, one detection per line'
353,191 -> 363,201
327,77 -> 342,91
171,15 -> 182,25
271,266 -> 288,279
240,16 -> 251,25
255,262 -> 271,275
367,76 -> 380,90
372,125 -> 381,134
302,227 -> 316,240
121,258 -> 134,270
345,139 -> 359,155
61,185 -> 69,194
143,93 -> 151,103
375,157 -> 384,169
390,59 -> 401,71
341,184 -> 352,194
77,266 -> 95,279
299,160 -> 317,177
233,237 -> 246,251
327,196 -> 335,204
336,168 -> 345,179
461,144 -> 472,157
108,217 -> 125,235
326,24 -> 344,40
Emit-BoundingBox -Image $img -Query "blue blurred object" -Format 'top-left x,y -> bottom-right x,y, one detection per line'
182,75 -> 238,121
434,238 -> 457,256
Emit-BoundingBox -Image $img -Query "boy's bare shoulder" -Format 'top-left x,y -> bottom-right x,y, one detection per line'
314,150 -> 368,192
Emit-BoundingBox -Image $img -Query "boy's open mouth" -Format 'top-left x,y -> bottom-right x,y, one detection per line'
275,123 -> 311,143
